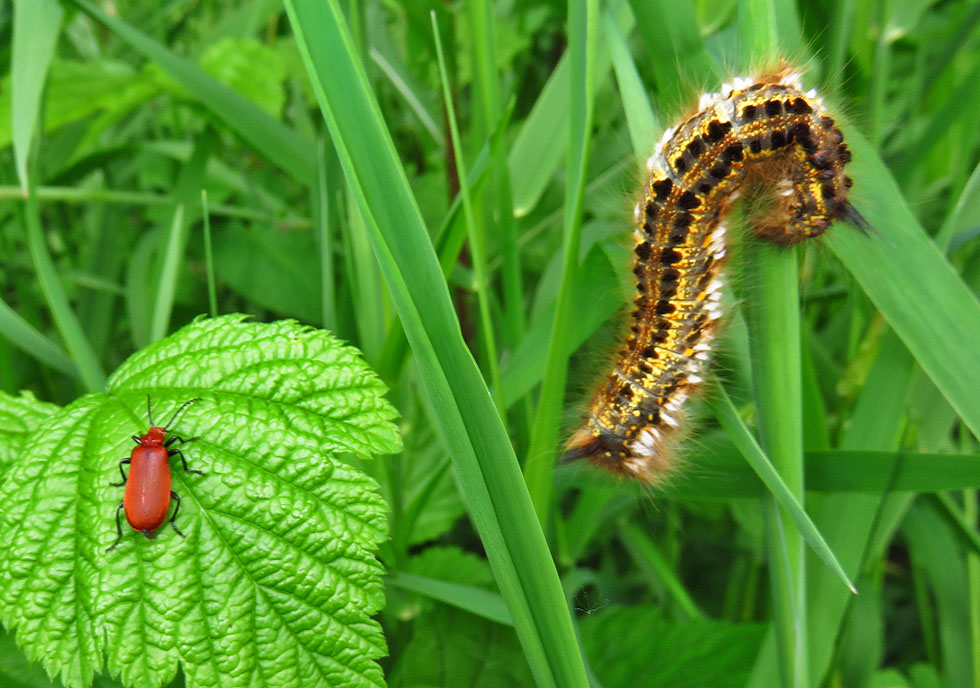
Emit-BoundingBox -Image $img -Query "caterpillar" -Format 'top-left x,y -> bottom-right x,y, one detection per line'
563,64 -> 868,483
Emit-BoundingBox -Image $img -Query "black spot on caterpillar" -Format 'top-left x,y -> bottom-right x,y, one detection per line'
563,64 -> 869,483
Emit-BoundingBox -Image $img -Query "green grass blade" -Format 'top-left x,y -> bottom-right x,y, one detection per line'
201,191 -> 218,319
150,136 -> 210,342
736,7 -> 807,685
344,200 -> 386,362
500,245 -> 623,409
22,189 -> 105,392
803,330 -> 913,686
387,572 -> 513,627
523,0 -> 599,523
314,138 -> 339,331
11,0 -> 63,194
806,450 -> 980,493
368,47 -> 443,145
149,203 -> 186,342
938,158 -> 980,251
507,1 -> 627,218
507,54 -> 570,218
904,502 -> 973,688
282,1 -> 589,685
0,298 -> 75,377
738,0 -> 775,60
603,7 -> 659,158
743,241 -> 808,688
431,12 -> 502,406
0,185 -> 300,227
828,128 -> 980,442
710,383 -> 856,594
930,493 -> 980,559
9,0 -> 103,390
618,522 -> 705,621
627,0 -> 716,98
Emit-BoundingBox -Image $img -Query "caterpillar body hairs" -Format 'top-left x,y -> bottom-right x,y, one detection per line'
563,64 -> 868,483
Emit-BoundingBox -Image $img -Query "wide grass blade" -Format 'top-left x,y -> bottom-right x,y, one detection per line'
22,187 -> 105,393
507,0 -> 628,218
282,1 -> 589,685
827,128 -> 980,442
0,298 -> 75,377
603,7 -> 659,157
149,204 -> 186,342
523,0 -> 599,523
742,241 -> 808,688
11,0 -> 63,194
737,4 -> 807,686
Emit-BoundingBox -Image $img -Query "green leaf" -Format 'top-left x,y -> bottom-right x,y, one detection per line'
403,545 -> 497,589
67,0 -> 316,183
213,224 -> 322,323
0,390 -> 59,476
579,605 -> 765,688
390,605 -> 534,688
11,0 -> 63,192
389,548 -> 531,687
199,38 -> 287,117
0,59 -> 141,150
388,573 -> 513,627
828,127 -> 980,442
0,297 -> 76,377
392,430 -> 464,550
388,545 -> 512,625
0,315 -> 400,688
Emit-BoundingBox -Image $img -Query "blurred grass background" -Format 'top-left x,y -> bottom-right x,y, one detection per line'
3,0 -> 980,686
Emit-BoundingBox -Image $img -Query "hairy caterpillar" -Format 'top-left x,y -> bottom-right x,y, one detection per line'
563,64 -> 868,483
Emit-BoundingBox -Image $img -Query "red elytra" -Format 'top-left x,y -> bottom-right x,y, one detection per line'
106,397 -> 204,551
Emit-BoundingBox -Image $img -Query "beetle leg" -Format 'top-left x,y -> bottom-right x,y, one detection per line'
165,434 -> 198,447
109,458 -> 131,487
169,491 -> 185,538
106,501 -> 125,552
132,435 -> 141,444
170,447 -> 205,476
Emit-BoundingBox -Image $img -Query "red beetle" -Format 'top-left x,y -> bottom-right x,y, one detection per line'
107,397 -> 204,551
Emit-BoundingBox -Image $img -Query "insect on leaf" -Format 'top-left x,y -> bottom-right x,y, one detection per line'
0,315 -> 402,688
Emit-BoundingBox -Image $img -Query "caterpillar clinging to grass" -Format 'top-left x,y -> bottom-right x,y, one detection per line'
563,63 -> 868,483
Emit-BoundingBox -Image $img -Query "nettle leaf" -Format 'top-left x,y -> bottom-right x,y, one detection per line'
389,547 -> 534,688
579,605 -> 765,688
0,391 -> 59,475
0,315 -> 401,688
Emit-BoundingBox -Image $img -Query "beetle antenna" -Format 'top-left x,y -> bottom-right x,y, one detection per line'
164,398 -> 202,431
147,394 -> 154,426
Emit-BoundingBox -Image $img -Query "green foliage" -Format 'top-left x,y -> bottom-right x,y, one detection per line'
0,316 -> 400,688
3,0 -> 980,687
0,390 -> 59,472
388,547 -> 533,687
579,606 -> 765,687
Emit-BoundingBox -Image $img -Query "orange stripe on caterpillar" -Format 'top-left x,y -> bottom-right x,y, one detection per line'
563,64 -> 869,483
